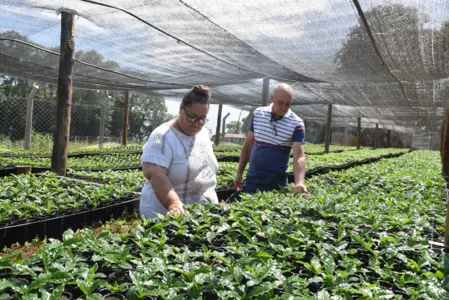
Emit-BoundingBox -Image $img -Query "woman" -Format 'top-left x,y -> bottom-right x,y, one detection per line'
140,85 -> 218,218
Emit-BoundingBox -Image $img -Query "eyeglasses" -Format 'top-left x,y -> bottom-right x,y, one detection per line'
183,108 -> 208,125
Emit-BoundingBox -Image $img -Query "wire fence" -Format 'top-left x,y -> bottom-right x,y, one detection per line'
0,95 -> 440,151
0,95 -> 143,149
305,121 -> 415,149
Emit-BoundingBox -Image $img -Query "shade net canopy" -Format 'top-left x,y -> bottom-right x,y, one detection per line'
1,0 -> 449,134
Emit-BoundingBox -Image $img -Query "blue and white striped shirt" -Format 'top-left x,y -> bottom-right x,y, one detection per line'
247,104 -> 305,178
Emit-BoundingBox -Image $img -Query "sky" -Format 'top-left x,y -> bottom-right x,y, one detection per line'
165,98 -> 249,136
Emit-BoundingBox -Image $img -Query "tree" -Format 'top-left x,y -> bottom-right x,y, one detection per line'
334,4 -> 433,81
226,120 -> 243,134
111,91 -> 174,141
241,108 -> 255,136
0,31 -> 174,142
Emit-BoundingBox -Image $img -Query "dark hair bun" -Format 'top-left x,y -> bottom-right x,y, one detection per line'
192,85 -> 211,99
181,85 -> 211,107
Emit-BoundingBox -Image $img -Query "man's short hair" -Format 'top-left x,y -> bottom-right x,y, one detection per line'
272,83 -> 293,95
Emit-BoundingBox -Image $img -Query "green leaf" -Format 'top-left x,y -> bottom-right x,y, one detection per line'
248,282 -> 275,297
49,285 -> 64,300
62,237 -> 82,246
311,257 -> 322,274
425,281 -> 446,299
212,252 -> 231,266
322,256 -> 335,275
15,253 -> 23,264
316,289 -> 330,300
244,265 -> 256,274
250,252 -> 273,259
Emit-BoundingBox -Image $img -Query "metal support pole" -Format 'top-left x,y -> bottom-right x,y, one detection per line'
442,106 -> 449,246
374,123 -> 379,149
357,117 -> 361,150
99,104 -> 106,149
122,90 -> 130,146
262,77 -> 270,106
222,112 -> 231,144
324,103 -> 332,153
51,12 -> 75,176
24,83 -> 39,150
214,104 -> 223,146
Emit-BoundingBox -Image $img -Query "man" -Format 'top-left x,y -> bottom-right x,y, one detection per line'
233,83 -> 307,194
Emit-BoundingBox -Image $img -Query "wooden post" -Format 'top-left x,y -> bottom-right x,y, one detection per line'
324,103 -> 332,153
214,104 -> 223,146
262,77 -> 270,106
374,123 -> 379,149
51,12 -> 75,176
24,83 -> 39,150
442,106 -> 449,246
122,90 -> 130,146
387,129 -> 391,148
357,117 -> 361,150
98,104 -> 106,149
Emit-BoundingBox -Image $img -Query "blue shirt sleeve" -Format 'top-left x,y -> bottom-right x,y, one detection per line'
248,114 -> 254,132
292,122 -> 305,143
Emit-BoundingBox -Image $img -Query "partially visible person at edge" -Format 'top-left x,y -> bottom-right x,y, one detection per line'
233,83 -> 307,194
140,85 -> 218,218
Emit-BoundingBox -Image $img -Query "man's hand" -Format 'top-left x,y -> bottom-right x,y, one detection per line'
233,173 -> 244,191
167,201 -> 185,215
293,183 -> 308,194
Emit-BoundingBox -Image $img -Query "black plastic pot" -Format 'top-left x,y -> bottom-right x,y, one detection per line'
4,223 -> 28,247
62,211 -> 86,232
30,167 -> 51,174
216,156 -> 240,162
67,150 -> 142,159
102,292 -> 126,300
308,283 -> 324,294
108,270 -> 128,283
45,216 -> 64,239
0,167 -> 14,177
73,166 -> 142,172
59,291 -> 73,300
308,166 -> 330,177
0,195 -> 140,249
63,286 -> 83,299
329,161 -> 356,171
26,218 -> 47,242
216,188 -> 238,201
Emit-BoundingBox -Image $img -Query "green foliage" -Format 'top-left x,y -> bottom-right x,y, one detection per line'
225,121 -> 244,134
30,131 -> 53,150
0,173 -> 134,224
0,151 -> 445,298
335,4 -> 435,79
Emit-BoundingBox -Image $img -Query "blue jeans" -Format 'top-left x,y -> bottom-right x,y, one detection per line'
244,173 -> 288,194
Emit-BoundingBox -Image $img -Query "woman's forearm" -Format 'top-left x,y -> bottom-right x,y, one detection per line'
149,171 -> 182,209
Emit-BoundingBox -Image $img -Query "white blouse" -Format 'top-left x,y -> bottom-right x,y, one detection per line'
140,123 -> 218,218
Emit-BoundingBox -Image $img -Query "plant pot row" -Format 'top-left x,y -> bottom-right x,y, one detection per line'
0,151 -> 143,159
0,195 -> 140,249
0,166 -> 143,178
216,150 -> 410,202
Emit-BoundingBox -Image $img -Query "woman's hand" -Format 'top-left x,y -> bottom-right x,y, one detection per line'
168,201 -> 185,215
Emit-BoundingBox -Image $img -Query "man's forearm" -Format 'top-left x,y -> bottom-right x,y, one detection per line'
293,156 -> 306,185
151,173 -> 181,209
